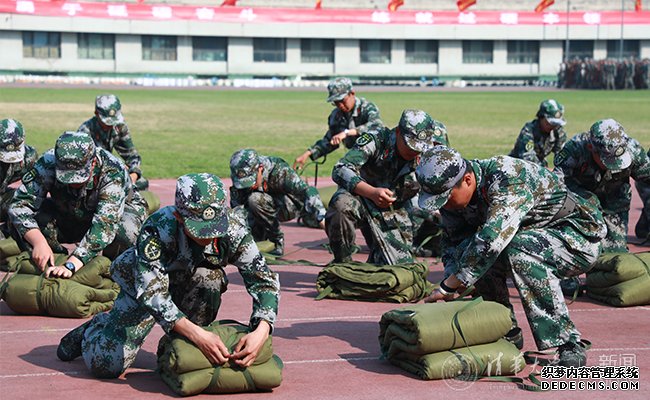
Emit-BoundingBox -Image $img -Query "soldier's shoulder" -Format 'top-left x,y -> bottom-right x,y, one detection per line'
142,206 -> 178,236
225,209 -> 251,246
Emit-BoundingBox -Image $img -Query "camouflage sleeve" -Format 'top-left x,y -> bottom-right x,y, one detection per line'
553,127 -> 568,155
553,139 -> 581,187
7,154 -> 54,237
630,140 -> 650,186
355,100 -> 382,135
229,186 -> 247,209
309,111 -> 340,160
227,218 -> 280,330
278,164 -> 325,222
510,125 -> 539,165
454,181 -> 535,287
113,123 -> 143,178
133,216 -> 186,333
72,168 -> 129,264
332,133 -> 378,192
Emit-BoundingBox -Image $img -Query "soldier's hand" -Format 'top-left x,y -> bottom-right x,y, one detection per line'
370,188 -> 396,208
31,241 -> 55,271
45,265 -> 73,279
196,330 -> 231,365
129,172 -> 138,184
230,321 -> 271,368
293,151 -> 311,170
330,132 -> 347,146
423,289 -> 454,303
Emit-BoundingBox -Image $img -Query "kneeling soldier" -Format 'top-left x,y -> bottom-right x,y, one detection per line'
8,131 -> 147,276
230,148 -> 326,256
417,146 -> 606,367
57,173 -> 280,378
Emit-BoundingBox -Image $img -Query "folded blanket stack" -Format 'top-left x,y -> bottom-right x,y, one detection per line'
586,252 -> 650,307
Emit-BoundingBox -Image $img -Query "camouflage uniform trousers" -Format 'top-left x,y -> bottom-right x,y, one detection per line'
10,198 -> 146,260
634,180 -> 650,240
0,188 -> 16,238
602,211 -> 629,252
244,191 -> 299,244
80,261 -> 227,378
470,227 -> 600,350
325,189 -> 414,265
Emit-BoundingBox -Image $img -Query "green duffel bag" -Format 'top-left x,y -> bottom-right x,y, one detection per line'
379,298 -> 512,357
157,320 -> 283,396
587,275 -> 650,307
255,241 -> 277,254
586,252 -> 650,288
0,237 -> 21,267
139,190 -> 161,215
2,274 -> 118,317
388,339 -> 524,380
316,262 -> 434,303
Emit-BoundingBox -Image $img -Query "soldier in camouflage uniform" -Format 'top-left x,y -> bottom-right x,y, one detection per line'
554,119 -> 650,252
417,146 -> 606,367
326,109 -> 446,265
1,119 -> 38,238
230,149 -> 326,256
293,77 -> 383,170
57,173 -> 280,378
509,99 -> 567,168
635,148 -> 650,241
78,94 -> 149,191
7,131 -> 147,277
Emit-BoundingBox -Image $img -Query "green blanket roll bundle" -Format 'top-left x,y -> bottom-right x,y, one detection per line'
316,262 -> 434,303
388,339 -> 524,381
379,300 -> 513,357
0,237 -> 21,267
586,252 -> 650,307
157,321 -> 283,396
1,252 -> 119,317
139,190 -> 161,215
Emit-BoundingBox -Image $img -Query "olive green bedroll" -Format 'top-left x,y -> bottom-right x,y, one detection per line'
316,262 -> 434,303
157,321 -> 283,396
586,252 -> 650,307
0,237 -> 21,267
378,299 -> 513,357
1,252 -> 119,318
388,339 -> 523,380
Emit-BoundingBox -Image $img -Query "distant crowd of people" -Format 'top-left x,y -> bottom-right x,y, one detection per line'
558,57 -> 650,90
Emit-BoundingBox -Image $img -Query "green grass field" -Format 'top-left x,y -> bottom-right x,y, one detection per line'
1,87 -> 648,179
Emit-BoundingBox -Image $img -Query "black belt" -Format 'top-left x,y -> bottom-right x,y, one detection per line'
549,192 -> 577,223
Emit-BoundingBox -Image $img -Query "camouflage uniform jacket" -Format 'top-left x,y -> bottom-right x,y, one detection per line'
309,97 -> 383,160
441,156 -> 606,287
554,132 -> 650,214
509,120 -> 567,167
230,156 -> 326,222
111,206 -> 280,334
332,127 -> 423,215
1,145 -> 37,195
9,147 -> 143,264
78,117 -> 143,179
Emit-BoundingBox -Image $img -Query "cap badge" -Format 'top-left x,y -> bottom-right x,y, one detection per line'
555,111 -> 561,118
417,132 -> 427,140
203,206 -> 216,221
109,109 -> 116,117
6,144 -> 14,151
614,146 -> 625,157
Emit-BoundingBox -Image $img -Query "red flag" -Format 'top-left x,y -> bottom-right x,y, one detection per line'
534,0 -> 555,13
315,0 -> 322,9
457,0 -> 477,12
220,0 -> 237,6
636,0 -> 642,12
388,0 -> 404,12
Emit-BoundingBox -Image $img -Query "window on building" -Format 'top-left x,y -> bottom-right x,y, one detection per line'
22,31 -> 60,58
462,40 -> 493,63
360,40 -> 391,64
405,40 -> 438,64
192,37 -> 227,62
78,33 -> 115,60
301,39 -> 334,63
142,35 -> 177,61
507,41 -> 539,64
606,40 -> 640,59
253,38 -> 286,62
564,40 -> 593,60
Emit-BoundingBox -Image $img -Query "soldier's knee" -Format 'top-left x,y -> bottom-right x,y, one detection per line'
247,192 -> 265,211
86,358 -> 126,379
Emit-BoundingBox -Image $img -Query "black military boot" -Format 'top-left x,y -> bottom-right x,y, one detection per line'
269,237 -> 284,256
556,340 -> 587,367
57,322 -> 90,361
503,327 -> 524,350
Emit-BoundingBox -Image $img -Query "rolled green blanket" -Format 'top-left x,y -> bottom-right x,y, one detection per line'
388,339 -> 523,380
139,190 -> 161,215
586,252 -> 650,306
379,299 -> 512,356
255,241 -> 277,254
0,237 -> 21,268
587,275 -> 650,307
157,320 -> 283,396
2,274 -> 117,317
316,262 -> 434,303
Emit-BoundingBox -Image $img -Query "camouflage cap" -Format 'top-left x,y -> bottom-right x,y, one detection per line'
398,109 -> 446,153
54,131 -> 96,185
326,77 -> 353,103
537,99 -> 566,127
175,173 -> 228,239
416,146 -> 467,211
0,119 -> 26,163
589,119 -> 632,171
230,149 -> 260,189
95,94 -> 124,126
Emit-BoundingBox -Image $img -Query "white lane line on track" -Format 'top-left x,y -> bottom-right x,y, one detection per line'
0,328 -> 70,334
283,356 -> 378,365
0,371 -> 81,378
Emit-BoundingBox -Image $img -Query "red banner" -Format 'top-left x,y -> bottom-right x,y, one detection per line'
0,1 -> 648,25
